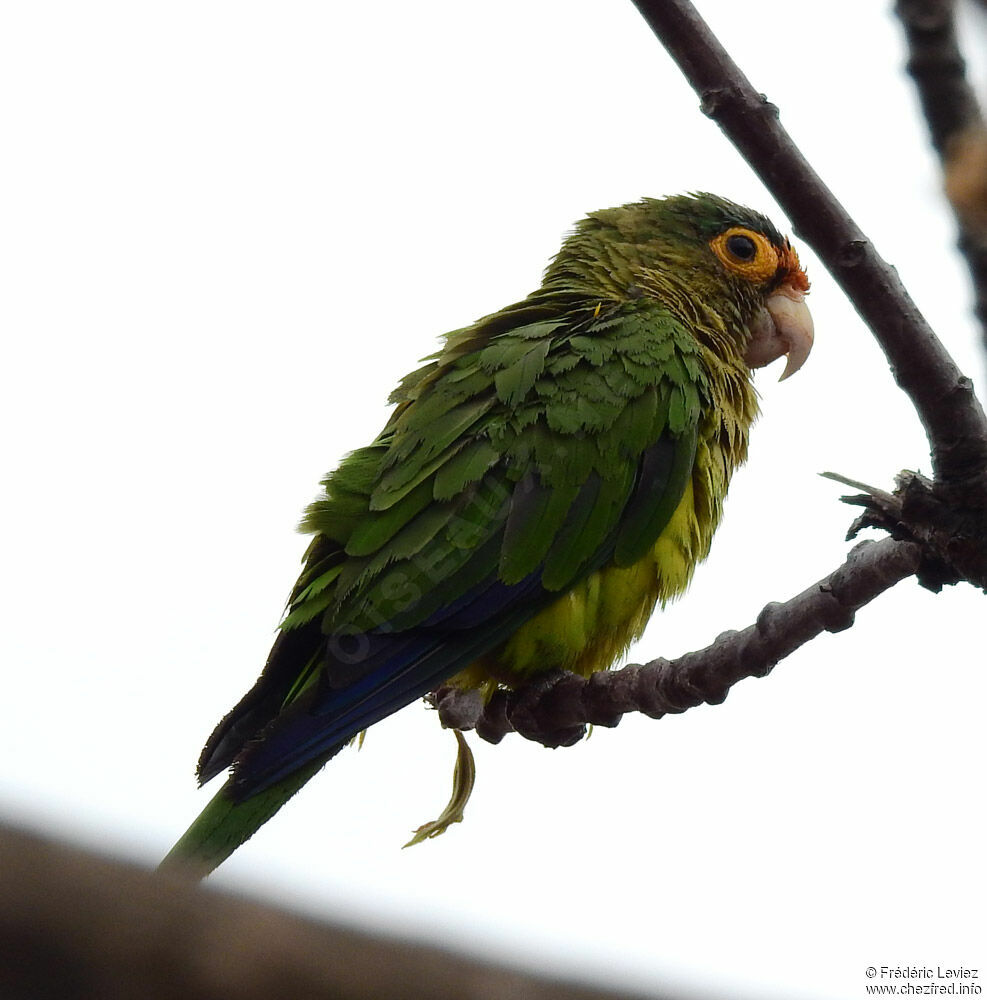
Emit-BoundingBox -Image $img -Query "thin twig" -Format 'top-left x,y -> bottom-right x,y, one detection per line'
896,0 -> 982,156
894,0 -> 987,353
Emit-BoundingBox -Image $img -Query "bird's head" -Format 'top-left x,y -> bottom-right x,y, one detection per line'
551,193 -> 814,380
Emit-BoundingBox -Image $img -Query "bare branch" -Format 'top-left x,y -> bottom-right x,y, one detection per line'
436,539 -> 921,746
897,0 -> 983,155
0,823 -> 679,1000
894,0 -> 987,352
629,0 -> 987,494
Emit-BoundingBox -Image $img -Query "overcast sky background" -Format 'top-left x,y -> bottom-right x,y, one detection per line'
2,3 -> 985,999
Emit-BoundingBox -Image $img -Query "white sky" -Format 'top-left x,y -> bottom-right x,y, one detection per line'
2,3 -> 985,999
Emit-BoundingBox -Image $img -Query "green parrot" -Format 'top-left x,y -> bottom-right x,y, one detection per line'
161,193 -> 813,875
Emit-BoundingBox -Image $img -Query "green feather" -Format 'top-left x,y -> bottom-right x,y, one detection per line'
378,499 -> 460,562
610,385 -> 662,456
568,334 -> 615,366
160,765 -> 325,875
493,339 -> 552,407
540,474 -> 604,590
500,474 -> 581,584
433,438 -> 500,500
344,478 -> 434,556
281,577 -> 340,629
382,394 -> 494,471
371,437 -> 468,510
541,463 -> 636,589
614,422 -> 699,566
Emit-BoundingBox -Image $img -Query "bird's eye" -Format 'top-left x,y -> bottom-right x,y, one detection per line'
725,234 -> 757,261
710,226 -> 780,283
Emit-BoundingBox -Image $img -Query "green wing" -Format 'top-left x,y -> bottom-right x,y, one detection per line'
197,294 -> 709,798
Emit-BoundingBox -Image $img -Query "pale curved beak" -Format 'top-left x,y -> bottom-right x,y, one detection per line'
744,283 -> 814,381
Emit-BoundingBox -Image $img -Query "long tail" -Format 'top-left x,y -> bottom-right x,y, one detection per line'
159,758 -> 325,877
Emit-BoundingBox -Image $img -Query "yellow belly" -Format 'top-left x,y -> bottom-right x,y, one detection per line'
452,432 -> 724,691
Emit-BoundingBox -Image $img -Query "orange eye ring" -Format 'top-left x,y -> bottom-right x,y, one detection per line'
710,227 -> 780,283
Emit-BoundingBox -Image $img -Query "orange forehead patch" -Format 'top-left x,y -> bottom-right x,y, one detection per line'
779,241 -> 810,292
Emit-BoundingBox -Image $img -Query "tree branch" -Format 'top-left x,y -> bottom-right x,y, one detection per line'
0,823 -> 677,1000
630,0 -> 987,496
896,0 -> 983,156
894,0 -> 987,354
436,539 -> 921,746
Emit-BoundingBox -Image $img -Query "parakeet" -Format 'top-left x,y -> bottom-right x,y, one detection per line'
161,193 -> 813,874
